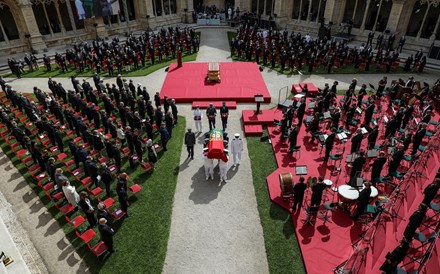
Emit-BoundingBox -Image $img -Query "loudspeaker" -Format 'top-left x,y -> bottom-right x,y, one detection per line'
260,136 -> 269,142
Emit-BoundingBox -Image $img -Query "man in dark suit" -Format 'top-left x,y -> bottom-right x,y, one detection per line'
288,125 -> 299,153
403,203 -> 427,241
349,150 -> 366,185
116,181 -> 129,217
422,179 -> 440,206
100,163 -> 114,198
411,123 -> 427,156
401,105 -> 414,129
353,181 -> 372,220
370,151 -> 387,185
79,192 -> 96,228
384,117 -> 398,139
111,140 -> 122,173
350,129 -> 363,154
296,98 -> 306,127
98,218 -> 116,253
380,238 -> 410,274
364,103 -> 374,126
311,177 -> 327,207
368,125 -> 379,150
388,144 -> 405,175
291,176 -> 307,211
324,127 -> 336,162
85,156 -> 99,187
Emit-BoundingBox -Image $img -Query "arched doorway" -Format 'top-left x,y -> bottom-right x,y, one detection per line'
0,2 -> 20,42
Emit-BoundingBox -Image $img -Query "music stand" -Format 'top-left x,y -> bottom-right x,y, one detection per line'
323,111 -> 331,119
296,165 -> 308,175
367,149 -> 377,158
254,94 -> 264,114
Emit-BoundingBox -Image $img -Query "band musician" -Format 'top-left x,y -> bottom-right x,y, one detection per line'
220,102 -> 229,131
323,127 -> 336,162
370,151 -> 387,186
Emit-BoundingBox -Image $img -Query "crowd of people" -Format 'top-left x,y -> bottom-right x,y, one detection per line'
277,75 -> 440,271
7,26 -> 200,78
230,24 -> 428,74
0,73 -> 183,254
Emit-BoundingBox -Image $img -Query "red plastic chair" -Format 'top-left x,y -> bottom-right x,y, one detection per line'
87,186 -> 103,197
111,208 -> 126,221
66,215 -> 85,229
76,229 -> 96,243
56,203 -> 75,215
65,159 -> 76,173
88,241 -> 108,257
57,153 -> 68,162
16,149 -> 27,159
38,181 -> 54,192
10,142 -> 22,152
81,177 -> 92,186
100,197 -> 115,210
129,184 -> 142,195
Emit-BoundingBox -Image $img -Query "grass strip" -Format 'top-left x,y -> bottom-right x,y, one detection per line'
247,128 -> 305,274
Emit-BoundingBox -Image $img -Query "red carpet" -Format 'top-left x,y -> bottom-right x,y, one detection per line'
261,95 -> 440,274
160,62 -> 271,103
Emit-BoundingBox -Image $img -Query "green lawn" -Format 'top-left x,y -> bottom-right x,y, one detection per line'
3,54 -> 197,78
247,129 -> 305,274
227,32 -> 413,76
1,109 -> 185,273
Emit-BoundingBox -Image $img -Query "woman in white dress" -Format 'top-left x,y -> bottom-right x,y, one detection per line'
62,181 -> 80,207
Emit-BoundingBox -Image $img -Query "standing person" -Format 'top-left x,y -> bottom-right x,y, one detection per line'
422,179 -> 440,206
349,150 -> 366,185
193,105 -> 203,133
388,144 -> 405,176
310,177 -> 327,207
411,123 -> 426,156
101,163 -> 114,198
203,152 -> 214,181
146,139 -> 157,164
350,129 -> 363,154
98,218 -> 116,253
368,125 -> 379,150
380,238 -> 410,274
116,181 -> 129,217
403,203 -> 427,241
288,125 -> 299,153
231,133 -> 243,167
296,98 -> 306,127
370,151 -> 387,186
220,102 -> 229,131
219,151 -> 229,182
159,122 -> 170,151
324,127 -> 336,162
111,140 -> 122,173
184,128 -> 196,160
206,103 -> 217,131
62,181 -> 80,207
352,181 -> 372,220
78,192 -> 96,228
291,176 -> 307,211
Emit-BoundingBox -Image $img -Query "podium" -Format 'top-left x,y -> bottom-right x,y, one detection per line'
207,62 -> 221,83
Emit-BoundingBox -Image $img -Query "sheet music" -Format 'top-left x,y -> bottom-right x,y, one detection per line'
294,94 -> 305,99
356,107 -> 362,114
360,127 -> 368,134
367,149 -> 377,157
383,116 -> 389,123
308,102 -> 315,109
337,132 -> 348,140
319,134 -> 328,142
323,111 -> 331,119
413,117 -> 419,126
305,116 -> 314,123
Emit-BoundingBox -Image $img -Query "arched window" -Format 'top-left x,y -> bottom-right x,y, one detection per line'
0,3 -> 20,42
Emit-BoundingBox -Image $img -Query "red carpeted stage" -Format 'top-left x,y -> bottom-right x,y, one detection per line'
160,62 -> 271,103
251,95 -> 440,274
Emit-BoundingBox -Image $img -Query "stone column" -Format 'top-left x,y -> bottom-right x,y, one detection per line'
429,12 -> 440,42
18,2 -> 47,52
54,0 -> 66,34
63,0 -> 77,33
122,0 -> 130,33
298,0 -> 303,22
185,0 -> 194,23
306,0 -> 312,22
386,0 -> 407,33
41,3 -> 54,36
394,0 -> 415,36
360,0 -> 371,32
161,0 -> 165,16
263,0 -> 267,16
352,0 -> 359,21
324,0 -> 346,25
0,19 -> 9,44
316,0 -> 323,23
84,17 -> 109,40
372,0 -> 383,32
274,0 -> 288,26
416,2 -> 432,40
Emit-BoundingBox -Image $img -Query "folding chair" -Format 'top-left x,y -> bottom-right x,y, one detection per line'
301,206 -> 319,227
87,186 -> 103,198
111,208 -> 126,221
129,184 -> 142,196
100,197 -> 115,210
55,202 -> 75,215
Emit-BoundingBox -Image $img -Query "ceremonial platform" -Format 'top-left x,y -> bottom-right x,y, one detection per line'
160,62 -> 271,103
247,95 -> 440,274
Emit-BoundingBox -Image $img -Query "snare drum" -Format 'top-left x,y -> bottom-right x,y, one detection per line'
279,172 -> 294,197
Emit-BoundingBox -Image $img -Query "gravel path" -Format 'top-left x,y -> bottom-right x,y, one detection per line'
162,28 -> 269,274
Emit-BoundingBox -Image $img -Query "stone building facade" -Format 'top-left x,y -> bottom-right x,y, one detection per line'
0,0 -> 439,54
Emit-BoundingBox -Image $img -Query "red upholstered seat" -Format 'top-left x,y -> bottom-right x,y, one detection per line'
129,184 -> 142,195
76,229 -> 96,243
88,241 -> 108,257
66,215 -> 85,229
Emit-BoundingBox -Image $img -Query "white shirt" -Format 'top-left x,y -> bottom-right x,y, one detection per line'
203,154 -> 214,167
193,108 -> 203,120
231,138 -> 243,153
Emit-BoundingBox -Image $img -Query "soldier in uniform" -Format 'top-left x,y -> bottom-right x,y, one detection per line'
220,102 -> 229,131
206,103 -> 217,131
231,133 -> 243,167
